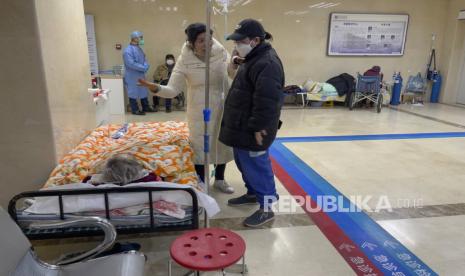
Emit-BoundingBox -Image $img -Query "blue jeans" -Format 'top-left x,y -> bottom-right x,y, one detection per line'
129,98 -> 150,113
233,148 -> 278,209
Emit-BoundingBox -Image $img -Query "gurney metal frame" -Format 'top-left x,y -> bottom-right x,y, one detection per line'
1,206 -> 146,276
8,186 -> 199,240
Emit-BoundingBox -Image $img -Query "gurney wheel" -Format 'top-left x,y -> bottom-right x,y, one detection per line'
377,94 -> 383,113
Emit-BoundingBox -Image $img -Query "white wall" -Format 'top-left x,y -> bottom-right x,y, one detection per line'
440,0 -> 465,104
35,0 -> 97,158
0,0 -> 96,207
85,0 -> 449,89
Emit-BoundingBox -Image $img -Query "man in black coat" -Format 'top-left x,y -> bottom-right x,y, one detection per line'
219,19 -> 285,227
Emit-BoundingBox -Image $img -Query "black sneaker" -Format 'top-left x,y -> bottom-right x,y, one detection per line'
144,107 -> 156,113
152,106 -> 159,112
166,107 -> 172,113
243,209 -> 275,228
228,194 -> 258,206
132,110 -> 146,116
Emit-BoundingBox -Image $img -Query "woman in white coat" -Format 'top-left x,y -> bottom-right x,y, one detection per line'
139,23 -> 237,194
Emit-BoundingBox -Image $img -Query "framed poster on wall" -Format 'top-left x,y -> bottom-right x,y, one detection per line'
327,13 -> 409,56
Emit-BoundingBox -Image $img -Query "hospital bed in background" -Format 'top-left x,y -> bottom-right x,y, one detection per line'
298,79 -> 347,107
305,93 -> 346,106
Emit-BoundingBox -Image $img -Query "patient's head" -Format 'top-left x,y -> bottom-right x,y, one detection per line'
371,66 -> 381,73
102,154 -> 145,185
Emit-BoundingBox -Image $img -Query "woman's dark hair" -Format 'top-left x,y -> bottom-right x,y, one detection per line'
261,31 -> 273,42
165,54 -> 175,60
185,23 -> 214,46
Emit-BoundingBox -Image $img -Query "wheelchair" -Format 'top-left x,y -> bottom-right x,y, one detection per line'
349,74 -> 383,113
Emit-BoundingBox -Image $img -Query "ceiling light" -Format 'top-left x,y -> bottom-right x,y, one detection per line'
309,2 -> 325,8
317,3 -> 333,8
323,2 -> 340,8
213,6 -> 222,15
295,10 -> 310,15
233,0 -> 246,7
242,0 -> 253,6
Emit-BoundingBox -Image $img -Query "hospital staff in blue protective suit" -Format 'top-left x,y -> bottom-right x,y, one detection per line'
123,31 -> 155,115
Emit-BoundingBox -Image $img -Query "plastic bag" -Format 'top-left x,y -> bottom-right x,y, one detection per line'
406,73 -> 426,92
111,123 -> 129,139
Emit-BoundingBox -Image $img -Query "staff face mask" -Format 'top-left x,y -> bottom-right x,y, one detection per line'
235,40 -> 256,58
138,38 -> 145,46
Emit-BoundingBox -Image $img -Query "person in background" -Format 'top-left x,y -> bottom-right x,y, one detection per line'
363,65 -> 383,81
123,31 -> 155,115
152,54 -> 176,113
138,23 -> 237,194
220,19 -> 285,227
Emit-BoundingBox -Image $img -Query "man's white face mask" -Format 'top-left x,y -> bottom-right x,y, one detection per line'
235,40 -> 256,58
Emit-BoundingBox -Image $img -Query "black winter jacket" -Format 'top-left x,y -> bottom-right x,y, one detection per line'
219,42 -> 285,151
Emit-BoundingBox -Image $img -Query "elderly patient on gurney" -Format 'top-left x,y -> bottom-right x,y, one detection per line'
83,154 -> 163,186
22,152 -> 221,220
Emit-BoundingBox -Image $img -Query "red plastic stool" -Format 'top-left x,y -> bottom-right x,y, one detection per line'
169,228 -> 246,275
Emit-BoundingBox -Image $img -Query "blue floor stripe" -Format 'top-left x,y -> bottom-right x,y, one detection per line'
275,132 -> 465,143
271,140 -> 439,275
271,145 -> 411,274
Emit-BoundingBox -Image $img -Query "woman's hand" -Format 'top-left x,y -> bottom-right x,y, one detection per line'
137,78 -> 159,92
231,49 -> 245,68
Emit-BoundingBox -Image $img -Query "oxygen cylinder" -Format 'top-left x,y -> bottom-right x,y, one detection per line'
390,72 -> 403,105
430,72 -> 442,103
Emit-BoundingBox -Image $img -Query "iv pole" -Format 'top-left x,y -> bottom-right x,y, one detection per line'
199,2 -> 249,274
203,0 -> 213,228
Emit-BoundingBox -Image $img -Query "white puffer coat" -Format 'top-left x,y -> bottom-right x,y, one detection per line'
156,39 -> 234,165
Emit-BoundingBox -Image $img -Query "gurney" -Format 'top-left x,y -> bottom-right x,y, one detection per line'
9,122 -> 219,239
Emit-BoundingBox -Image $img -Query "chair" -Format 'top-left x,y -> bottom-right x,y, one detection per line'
0,207 -> 146,276
169,228 -> 247,275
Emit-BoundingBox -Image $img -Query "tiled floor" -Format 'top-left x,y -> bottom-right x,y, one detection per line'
394,102 -> 465,128
379,215 -> 465,275
33,103 -> 465,275
286,138 -> 465,209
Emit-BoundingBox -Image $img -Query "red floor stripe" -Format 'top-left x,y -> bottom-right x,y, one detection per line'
271,157 -> 382,275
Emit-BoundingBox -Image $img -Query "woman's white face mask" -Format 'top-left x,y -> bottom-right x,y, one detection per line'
166,59 -> 175,66
235,40 -> 256,58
